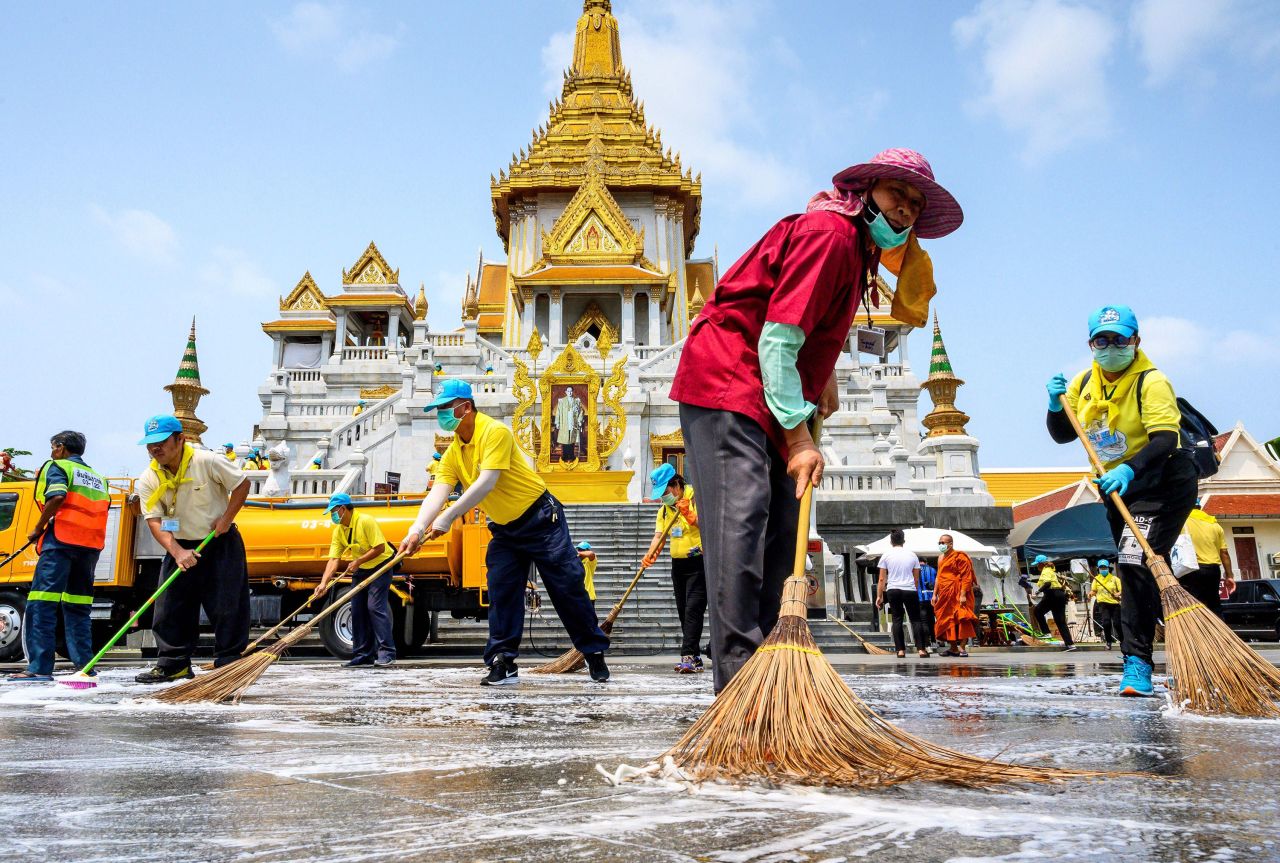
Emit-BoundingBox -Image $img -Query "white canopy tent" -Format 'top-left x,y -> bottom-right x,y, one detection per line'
860,528 -> 998,559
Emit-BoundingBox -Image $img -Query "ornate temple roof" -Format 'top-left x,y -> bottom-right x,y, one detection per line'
342,241 -> 400,287
164,317 -> 209,444
490,0 -> 701,254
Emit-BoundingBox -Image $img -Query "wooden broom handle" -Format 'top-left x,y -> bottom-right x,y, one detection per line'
1059,404 -> 1162,562
242,594 -> 318,654
791,415 -> 824,578
614,510 -> 682,610
307,553 -> 406,629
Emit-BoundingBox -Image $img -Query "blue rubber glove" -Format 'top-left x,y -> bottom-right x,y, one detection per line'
1046,372 -> 1068,412
1094,464 -> 1134,496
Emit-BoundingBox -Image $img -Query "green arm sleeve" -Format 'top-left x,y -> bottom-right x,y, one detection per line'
758,321 -> 816,430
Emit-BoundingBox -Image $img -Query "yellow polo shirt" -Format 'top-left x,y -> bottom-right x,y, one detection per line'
1065,367 -> 1181,470
436,412 -> 545,525
1091,573 -> 1121,604
328,510 -> 392,568
655,485 -> 701,559
1184,510 -> 1227,565
137,447 -> 248,541
1036,565 -> 1064,591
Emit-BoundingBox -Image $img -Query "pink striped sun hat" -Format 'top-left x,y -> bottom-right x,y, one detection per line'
831,148 -> 963,239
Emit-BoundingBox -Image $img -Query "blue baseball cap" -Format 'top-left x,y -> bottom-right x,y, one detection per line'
1098,559 -> 1111,570
650,463 -> 676,495
1032,554 -> 1050,566
432,451 -> 442,461
1088,305 -> 1139,339
426,378 -> 474,410
312,455 -> 322,463
324,492 -> 353,514
138,414 -> 183,445
576,541 -> 592,551
222,442 -> 234,449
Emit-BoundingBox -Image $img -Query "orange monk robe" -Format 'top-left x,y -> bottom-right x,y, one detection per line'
934,550 -> 978,642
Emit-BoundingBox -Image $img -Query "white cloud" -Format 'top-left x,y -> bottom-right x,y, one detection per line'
90,205 -> 178,264
954,0 -> 1118,159
270,2 -> 400,73
540,1 -> 808,209
1131,0 -> 1233,85
199,247 -> 278,298
1136,315 -> 1270,370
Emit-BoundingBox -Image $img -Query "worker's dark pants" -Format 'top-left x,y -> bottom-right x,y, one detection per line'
671,555 -> 708,657
919,596 -> 937,645
681,404 -> 801,693
1094,602 -> 1122,646
350,565 -> 395,663
885,588 -> 927,653
1034,589 -> 1072,645
23,534 -> 98,675
1180,564 -> 1223,619
485,492 -> 608,666
153,527 -> 250,671
1104,453 -> 1198,665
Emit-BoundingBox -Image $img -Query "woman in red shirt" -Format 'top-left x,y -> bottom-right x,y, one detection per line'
670,148 -> 963,692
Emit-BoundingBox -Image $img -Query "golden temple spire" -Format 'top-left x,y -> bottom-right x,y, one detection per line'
164,316 -> 210,445
920,313 -> 971,438
573,1 -> 622,78
415,282 -> 428,320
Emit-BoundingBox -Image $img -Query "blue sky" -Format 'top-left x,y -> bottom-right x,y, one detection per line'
2,0 -> 1278,477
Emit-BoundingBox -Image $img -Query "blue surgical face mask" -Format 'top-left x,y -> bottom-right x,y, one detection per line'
862,200 -> 911,249
660,492 -> 678,506
1092,345 -> 1136,373
330,510 -> 342,525
436,403 -> 466,432
937,544 -> 949,554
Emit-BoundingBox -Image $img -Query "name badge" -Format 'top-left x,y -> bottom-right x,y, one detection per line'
161,518 -> 180,534
672,527 -> 683,538
855,326 -> 886,358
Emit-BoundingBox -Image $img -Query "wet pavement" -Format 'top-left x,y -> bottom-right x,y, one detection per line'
2,652 -> 1279,863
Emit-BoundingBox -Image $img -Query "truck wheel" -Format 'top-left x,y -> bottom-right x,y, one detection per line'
318,588 -> 356,660
0,591 -> 25,662
403,599 -> 432,651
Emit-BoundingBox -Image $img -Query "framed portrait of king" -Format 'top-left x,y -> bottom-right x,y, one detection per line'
538,345 -> 600,471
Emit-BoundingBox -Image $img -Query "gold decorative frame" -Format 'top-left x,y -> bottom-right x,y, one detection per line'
566,300 -> 620,344
649,428 -> 685,466
359,384 -> 398,400
538,345 -> 600,471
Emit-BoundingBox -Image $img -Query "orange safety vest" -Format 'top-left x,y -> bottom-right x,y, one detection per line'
34,458 -> 110,551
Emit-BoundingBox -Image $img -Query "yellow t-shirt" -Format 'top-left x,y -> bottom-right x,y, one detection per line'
1066,366 -> 1181,470
1036,565 -> 1063,591
1184,510 -> 1227,565
329,510 -> 392,568
581,556 -> 597,600
655,484 -> 702,559
1091,573 -> 1121,604
436,412 -> 545,525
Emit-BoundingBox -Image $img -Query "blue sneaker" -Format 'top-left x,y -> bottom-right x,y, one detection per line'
1119,655 -> 1154,697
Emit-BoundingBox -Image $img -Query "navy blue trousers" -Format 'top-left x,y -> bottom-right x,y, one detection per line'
24,534 -> 99,675
484,492 -> 608,665
350,566 -> 395,663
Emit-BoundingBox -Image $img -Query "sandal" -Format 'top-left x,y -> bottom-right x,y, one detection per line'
941,649 -> 962,657
896,650 -> 906,658
917,651 -> 930,659
958,650 -> 969,657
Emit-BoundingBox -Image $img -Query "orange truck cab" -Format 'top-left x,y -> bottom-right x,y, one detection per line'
0,480 -> 490,662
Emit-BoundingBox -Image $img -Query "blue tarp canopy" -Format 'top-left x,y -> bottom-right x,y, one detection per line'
1008,502 -> 1116,563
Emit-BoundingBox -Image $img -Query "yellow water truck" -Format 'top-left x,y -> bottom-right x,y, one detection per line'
0,479 -> 491,661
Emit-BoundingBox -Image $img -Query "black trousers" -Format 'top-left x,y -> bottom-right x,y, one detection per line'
153,527 -> 250,670
919,599 -> 937,644
671,555 -> 708,657
885,588 -> 927,653
1034,588 -> 1072,645
1094,602 -> 1121,646
681,403 -> 801,693
1105,452 -> 1198,664
1180,564 -> 1223,618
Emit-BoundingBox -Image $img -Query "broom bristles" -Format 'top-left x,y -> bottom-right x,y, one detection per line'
530,606 -> 620,674
664,576 -> 1106,788
1155,568 -> 1280,718
150,650 -> 280,705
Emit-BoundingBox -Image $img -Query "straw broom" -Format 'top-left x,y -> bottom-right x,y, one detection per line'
532,511 -> 682,674
196,593 -> 319,672
664,461 -> 1102,787
1063,408 -> 1280,717
826,615 -> 891,655
150,554 -> 405,705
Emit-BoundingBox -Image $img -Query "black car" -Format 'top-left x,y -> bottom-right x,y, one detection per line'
1220,578 -> 1280,642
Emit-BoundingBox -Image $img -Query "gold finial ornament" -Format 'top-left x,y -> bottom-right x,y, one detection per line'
415,282 -> 428,320
920,313 -> 971,438
596,325 -> 613,363
164,316 -> 210,445
527,327 -> 544,364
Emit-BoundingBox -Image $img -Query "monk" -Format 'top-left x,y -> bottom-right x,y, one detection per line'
932,533 -> 978,657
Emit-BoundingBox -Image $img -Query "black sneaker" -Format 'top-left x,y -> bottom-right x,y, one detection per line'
343,658 -> 374,668
481,655 -> 519,686
585,652 -> 610,683
134,665 -> 192,684
1062,644 -> 1078,652
373,657 -> 396,668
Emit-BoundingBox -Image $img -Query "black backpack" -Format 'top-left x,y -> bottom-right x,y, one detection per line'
1081,369 -> 1220,478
